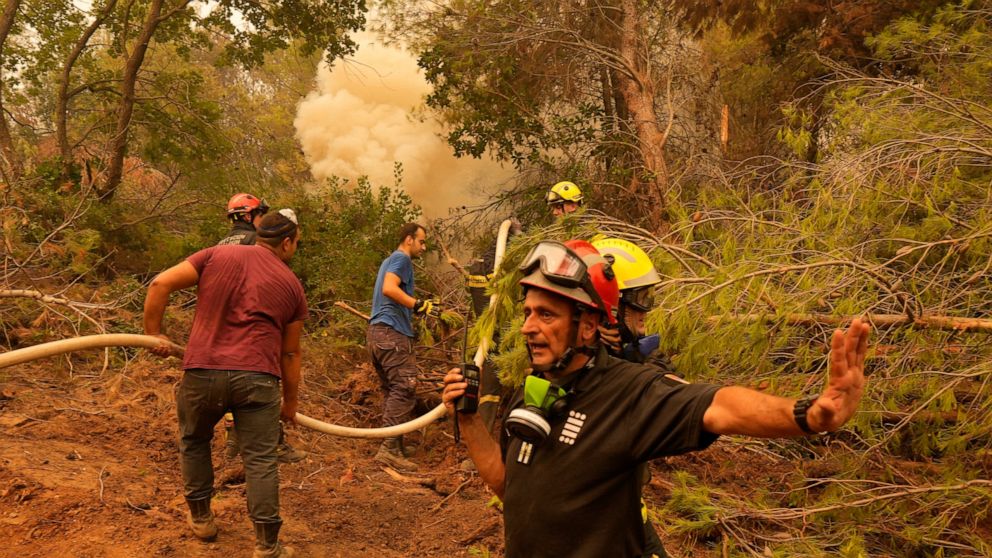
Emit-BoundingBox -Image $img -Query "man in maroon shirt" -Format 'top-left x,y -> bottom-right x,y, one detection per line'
144,209 -> 306,558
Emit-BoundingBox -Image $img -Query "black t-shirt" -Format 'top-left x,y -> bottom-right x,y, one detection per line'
500,348 -> 720,558
217,221 -> 256,246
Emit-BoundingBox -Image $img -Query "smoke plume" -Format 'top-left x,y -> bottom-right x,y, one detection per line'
294,33 -> 510,217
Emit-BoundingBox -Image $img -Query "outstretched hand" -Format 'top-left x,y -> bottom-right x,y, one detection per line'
808,318 -> 871,432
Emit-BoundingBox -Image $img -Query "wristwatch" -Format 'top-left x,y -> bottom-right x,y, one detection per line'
793,397 -> 821,435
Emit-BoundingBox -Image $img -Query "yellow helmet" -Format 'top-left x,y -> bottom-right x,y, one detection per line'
590,237 -> 661,291
546,181 -> 584,205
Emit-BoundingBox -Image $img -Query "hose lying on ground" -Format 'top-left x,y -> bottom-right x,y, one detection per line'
0,220 -> 515,439
0,332 -> 446,438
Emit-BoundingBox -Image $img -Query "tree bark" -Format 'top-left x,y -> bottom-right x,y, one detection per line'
599,65 -> 615,171
101,0 -> 164,200
57,0 -> 119,182
615,0 -> 670,228
0,0 -> 22,181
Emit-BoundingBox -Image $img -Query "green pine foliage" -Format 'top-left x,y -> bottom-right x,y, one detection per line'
472,5 -> 992,554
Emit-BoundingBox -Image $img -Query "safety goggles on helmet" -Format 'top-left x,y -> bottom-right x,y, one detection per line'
519,241 -> 611,315
519,241 -> 588,288
545,190 -> 567,205
623,286 -> 655,312
228,197 -> 270,216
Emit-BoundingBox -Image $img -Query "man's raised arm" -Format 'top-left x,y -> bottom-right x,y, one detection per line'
702,318 -> 870,437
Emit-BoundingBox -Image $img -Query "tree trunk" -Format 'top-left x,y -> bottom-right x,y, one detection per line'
599,65 -> 615,171
57,0 -> 119,182
101,0 -> 163,200
615,0 -> 670,229
0,0 -> 22,181
609,67 -> 629,123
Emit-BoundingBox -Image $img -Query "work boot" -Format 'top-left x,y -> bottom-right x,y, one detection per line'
395,435 -> 416,458
276,440 -> 307,464
185,497 -> 218,542
374,437 -> 418,470
224,419 -> 240,460
276,426 -> 307,464
253,521 -> 295,558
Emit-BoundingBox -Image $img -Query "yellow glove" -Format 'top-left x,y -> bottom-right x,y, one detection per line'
413,298 -> 441,318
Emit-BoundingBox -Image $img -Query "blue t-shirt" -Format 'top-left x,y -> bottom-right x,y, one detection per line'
370,250 -> 415,337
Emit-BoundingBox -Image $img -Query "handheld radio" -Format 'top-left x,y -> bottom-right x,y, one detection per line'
456,363 -> 480,414
453,317 -> 480,443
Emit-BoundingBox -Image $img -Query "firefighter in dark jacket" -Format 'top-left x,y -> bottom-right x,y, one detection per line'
441,239 -> 871,558
592,236 -> 681,558
219,193 -> 269,246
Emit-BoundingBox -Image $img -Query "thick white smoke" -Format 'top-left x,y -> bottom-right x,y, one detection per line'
294,33 -> 510,217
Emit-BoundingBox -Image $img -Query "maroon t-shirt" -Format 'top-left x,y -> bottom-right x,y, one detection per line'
182,245 -> 308,378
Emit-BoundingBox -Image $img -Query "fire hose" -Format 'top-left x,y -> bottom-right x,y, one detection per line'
0,219 -> 513,439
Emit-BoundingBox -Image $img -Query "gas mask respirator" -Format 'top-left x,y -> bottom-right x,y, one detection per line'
504,375 -> 570,445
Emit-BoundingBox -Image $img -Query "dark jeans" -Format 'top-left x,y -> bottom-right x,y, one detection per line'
367,324 -> 417,427
177,369 -> 282,523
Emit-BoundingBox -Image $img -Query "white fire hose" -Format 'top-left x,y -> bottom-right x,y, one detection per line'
0,219 -> 514,439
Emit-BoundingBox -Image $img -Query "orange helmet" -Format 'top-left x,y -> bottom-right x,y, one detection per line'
518,239 -> 619,324
226,193 -> 269,217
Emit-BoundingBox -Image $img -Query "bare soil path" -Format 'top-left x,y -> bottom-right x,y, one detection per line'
0,354 -> 502,558
0,347 -> 781,558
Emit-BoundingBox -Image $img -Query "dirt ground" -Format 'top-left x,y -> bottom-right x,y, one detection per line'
0,344 -> 784,558
0,346 -> 506,558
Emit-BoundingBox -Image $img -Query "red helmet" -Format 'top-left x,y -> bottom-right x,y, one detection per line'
226,193 -> 269,216
518,239 -> 619,324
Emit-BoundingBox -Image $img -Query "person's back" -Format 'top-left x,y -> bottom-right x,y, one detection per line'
184,244 -> 306,376
218,221 -> 257,246
143,209 -> 306,558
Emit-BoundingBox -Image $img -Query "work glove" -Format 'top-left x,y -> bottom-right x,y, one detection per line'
413,298 -> 441,318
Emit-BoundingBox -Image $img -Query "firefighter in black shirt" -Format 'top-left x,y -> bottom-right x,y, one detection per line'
218,193 -> 269,246
441,239 -> 871,558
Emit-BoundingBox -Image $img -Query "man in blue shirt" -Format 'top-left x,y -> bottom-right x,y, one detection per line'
367,223 -> 437,469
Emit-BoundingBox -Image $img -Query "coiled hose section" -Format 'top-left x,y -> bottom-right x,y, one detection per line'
0,219 -> 514,439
